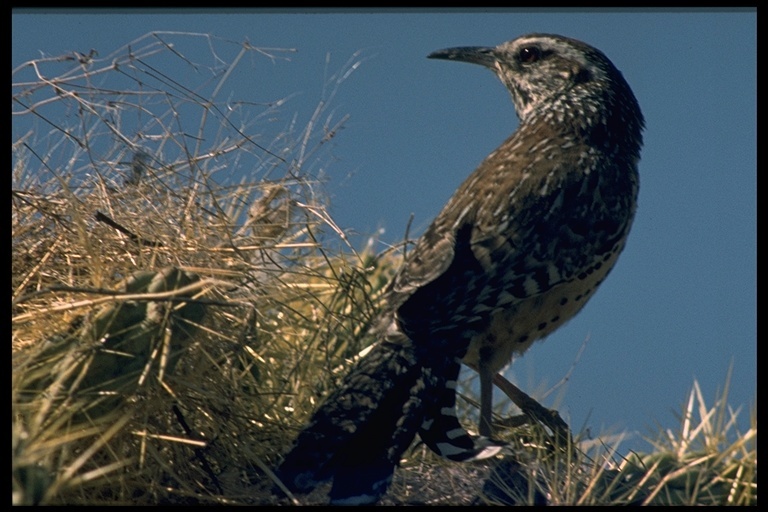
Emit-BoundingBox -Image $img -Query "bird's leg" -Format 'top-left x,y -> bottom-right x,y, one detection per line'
491,373 -> 572,447
478,357 -> 495,437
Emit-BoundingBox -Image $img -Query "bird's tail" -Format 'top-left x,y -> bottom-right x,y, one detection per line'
275,337 -> 503,504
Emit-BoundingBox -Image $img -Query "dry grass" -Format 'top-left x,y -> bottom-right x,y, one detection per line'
12,32 -> 755,506
12,32 -> 393,505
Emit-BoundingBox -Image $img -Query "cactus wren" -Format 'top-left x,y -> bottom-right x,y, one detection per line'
276,33 -> 644,505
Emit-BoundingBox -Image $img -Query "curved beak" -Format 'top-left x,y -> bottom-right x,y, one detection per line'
427,46 -> 498,69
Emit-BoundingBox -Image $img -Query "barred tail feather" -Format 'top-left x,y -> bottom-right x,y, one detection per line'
276,339 -> 427,505
276,338 -> 497,504
419,356 -> 506,462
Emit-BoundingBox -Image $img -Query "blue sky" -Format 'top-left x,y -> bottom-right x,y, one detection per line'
12,9 -> 756,456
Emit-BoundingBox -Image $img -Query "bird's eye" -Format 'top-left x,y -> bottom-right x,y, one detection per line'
518,46 -> 542,64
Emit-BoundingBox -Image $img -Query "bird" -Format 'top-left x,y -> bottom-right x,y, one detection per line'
275,33 -> 644,505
